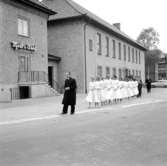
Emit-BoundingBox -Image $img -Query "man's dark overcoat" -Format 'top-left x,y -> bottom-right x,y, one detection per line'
146,78 -> 151,91
62,77 -> 77,106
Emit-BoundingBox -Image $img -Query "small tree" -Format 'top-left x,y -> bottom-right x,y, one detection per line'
137,27 -> 160,50
145,49 -> 162,81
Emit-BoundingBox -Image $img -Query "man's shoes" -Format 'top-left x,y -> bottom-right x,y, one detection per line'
61,112 -> 67,115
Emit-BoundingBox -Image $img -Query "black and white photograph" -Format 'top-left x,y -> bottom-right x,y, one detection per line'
0,0 -> 167,165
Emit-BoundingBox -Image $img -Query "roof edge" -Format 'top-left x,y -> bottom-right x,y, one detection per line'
48,54 -> 61,62
83,15 -> 147,51
12,0 -> 56,15
48,15 -> 147,51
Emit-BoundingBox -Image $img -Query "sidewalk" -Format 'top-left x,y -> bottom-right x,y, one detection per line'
0,88 -> 165,123
0,94 -> 88,122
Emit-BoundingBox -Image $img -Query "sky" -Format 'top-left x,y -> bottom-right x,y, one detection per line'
73,0 -> 167,52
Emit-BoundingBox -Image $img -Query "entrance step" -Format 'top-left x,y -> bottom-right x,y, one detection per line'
45,84 -> 60,96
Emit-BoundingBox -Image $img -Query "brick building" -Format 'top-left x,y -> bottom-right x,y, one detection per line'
44,0 -> 147,93
0,0 -> 56,101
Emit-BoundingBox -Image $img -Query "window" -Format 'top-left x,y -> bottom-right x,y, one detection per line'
118,42 -> 121,60
132,70 -> 135,77
112,40 -> 116,58
118,68 -> 122,80
18,56 -> 30,71
124,44 -> 126,61
97,65 -> 103,78
128,46 -> 130,62
136,70 -> 138,77
139,51 -> 141,64
112,67 -> 116,77
139,71 -> 141,77
97,33 -> 102,55
106,37 -> 109,57
136,50 -> 138,64
132,48 -> 134,63
18,17 -> 29,37
89,39 -> 93,51
106,67 -> 110,78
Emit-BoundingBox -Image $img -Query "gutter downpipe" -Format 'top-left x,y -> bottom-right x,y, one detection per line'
83,21 -> 87,93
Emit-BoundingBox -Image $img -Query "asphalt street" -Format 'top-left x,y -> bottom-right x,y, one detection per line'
0,89 -> 167,166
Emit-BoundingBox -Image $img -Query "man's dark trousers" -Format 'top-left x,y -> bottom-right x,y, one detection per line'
62,104 -> 75,114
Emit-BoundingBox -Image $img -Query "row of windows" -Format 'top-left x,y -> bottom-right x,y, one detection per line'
89,33 -> 142,64
97,65 -> 142,80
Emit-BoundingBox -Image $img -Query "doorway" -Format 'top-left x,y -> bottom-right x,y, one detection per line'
19,86 -> 30,99
48,66 -> 53,87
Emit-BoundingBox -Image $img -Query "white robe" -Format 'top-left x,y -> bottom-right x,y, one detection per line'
86,81 -> 95,103
94,81 -> 101,103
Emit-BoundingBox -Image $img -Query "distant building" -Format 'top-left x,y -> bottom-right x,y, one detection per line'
44,0 -> 146,93
156,54 -> 167,80
0,0 -> 55,101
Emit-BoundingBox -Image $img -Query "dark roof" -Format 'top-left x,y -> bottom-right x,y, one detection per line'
46,0 -> 146,51
12,0 -> 56,15
48,54 -> 61,62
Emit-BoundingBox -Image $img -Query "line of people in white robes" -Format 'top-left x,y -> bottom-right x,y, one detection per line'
86,77 -> 139,107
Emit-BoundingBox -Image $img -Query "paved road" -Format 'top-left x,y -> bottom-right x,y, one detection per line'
0,90 -> 167,166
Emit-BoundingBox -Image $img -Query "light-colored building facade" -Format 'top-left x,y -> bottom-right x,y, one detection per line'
45,0 -> 146,93
0,0 -> 56,101
156,55 -> 167,80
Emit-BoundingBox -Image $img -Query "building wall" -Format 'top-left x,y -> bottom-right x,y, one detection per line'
0,0 -> 50,100
0,3 -> 3,84
0,0 -> 48,85
48,20 -> 85,93
48,19 -> 145,93
85,23 -> 145,87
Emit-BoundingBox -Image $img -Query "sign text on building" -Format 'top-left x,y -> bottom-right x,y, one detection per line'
11,41 -> 36,52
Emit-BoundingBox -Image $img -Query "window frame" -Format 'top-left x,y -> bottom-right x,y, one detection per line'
132,48 -> 134,63
89,39 -> 93,52
118,68 -> 122,80
112,67 -> 116,77
139,51 -> 141,64
17,16 -> 30,37
97,33 -> 102,55
112,40 -> 116,58
105,36 -> 109,57
106,66 -> 110,78
124,44 -> 126,61
128,46 -> 130,62
136,49 -> 138,64
118,42 -> 121,60
97,65 -> 103,78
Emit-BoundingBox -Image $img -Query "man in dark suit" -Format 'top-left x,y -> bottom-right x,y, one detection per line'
145,78 -> 152,93
137,80 -> 143,97
62,72 -> 77,114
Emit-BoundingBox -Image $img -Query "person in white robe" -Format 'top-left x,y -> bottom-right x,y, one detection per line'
86,77 -> 95,108
94,77 -> 101,107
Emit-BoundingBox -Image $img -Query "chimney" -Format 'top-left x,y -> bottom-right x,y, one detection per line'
113,23 -> 121,30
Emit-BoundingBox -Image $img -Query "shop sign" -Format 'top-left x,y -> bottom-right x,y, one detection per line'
11,41 -> 36,52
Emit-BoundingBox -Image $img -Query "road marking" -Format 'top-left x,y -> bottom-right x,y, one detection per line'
0,99 -> 164,126
0,108 -> 103,126
122,99 -> 164,108
0,115 -> 60,126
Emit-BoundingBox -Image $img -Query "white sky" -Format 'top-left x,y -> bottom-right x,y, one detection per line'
74,0 -> 167,52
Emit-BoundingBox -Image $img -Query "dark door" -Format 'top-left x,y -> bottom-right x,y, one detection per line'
19,86 -> 30,99
48,66 -> 53,87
